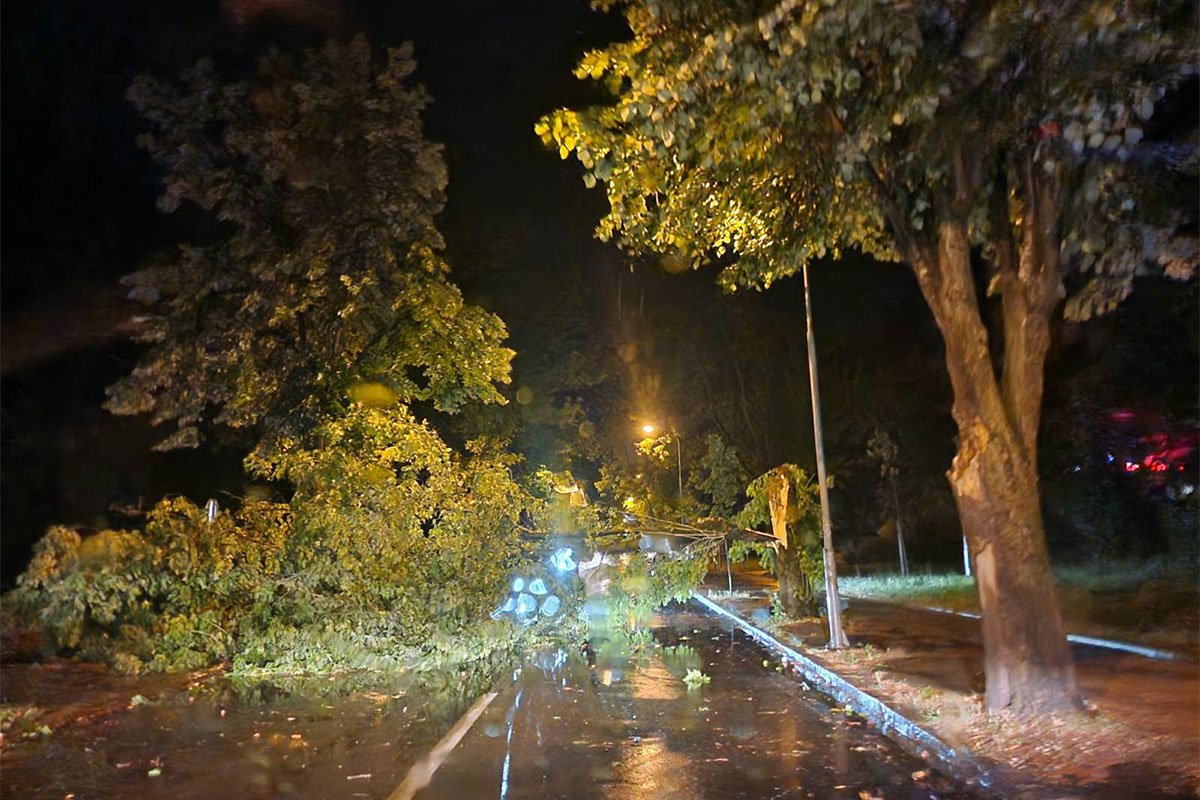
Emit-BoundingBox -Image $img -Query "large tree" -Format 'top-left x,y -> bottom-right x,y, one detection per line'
541,0 -> 1197,712
109,37 -> 512,453
92,38 -> 529,669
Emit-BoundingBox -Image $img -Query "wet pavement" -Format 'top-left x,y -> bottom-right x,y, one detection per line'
2,605 -> 973,799
700,565 -> 1200,798
842,598 -> 1200,745
1,668 -> 476,799
705,564 -> 1200,748
421,607 -> 972,800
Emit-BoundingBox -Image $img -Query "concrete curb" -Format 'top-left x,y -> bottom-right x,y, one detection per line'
692,591 -> 1007,797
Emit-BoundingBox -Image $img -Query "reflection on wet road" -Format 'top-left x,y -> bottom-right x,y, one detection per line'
424,606 -> 972,800
1,605 -> 974,799
1,671 -> 469,799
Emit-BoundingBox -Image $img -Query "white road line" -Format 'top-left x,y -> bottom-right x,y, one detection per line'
388,690 -> 500,800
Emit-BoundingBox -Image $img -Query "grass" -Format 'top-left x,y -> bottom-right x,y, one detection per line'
842,557 -> 1200,601
839,573 -> 977,610
705,589 -> 753,600
840,558 -> 1200,651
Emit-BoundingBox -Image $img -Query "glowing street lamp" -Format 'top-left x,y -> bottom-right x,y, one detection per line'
641,424 -> 656,435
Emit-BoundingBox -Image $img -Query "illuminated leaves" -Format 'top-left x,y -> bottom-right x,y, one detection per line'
110,37 -> 513,453
541,0 -> 1195,312
88,38 -> 534,675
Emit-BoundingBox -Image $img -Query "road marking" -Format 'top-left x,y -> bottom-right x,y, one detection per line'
387,690 -> 499,800
499,688 -> 523,800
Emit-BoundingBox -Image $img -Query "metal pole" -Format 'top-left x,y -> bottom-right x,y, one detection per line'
724,536 -> 733,594
675,429 -> 684,498
892,477 -> 909,576
803,262 -> 849,648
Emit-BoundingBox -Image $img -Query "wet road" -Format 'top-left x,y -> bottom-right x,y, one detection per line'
422,606 -> 972,800
1,604 -> 974,799
1,669 -> 473,799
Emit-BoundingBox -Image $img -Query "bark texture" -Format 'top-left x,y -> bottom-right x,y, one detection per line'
895,152 -> 1080,712
776,540 -> 814,618
766,471 -> 805,617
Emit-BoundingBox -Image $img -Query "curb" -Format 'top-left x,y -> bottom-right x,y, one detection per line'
692,591 -> 1007,797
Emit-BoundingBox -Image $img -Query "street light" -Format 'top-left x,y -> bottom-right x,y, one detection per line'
802,261 -> 849,648
642,424 -> 656,435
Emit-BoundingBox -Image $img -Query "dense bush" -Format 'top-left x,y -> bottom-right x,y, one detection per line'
9,498 -> 288,672
3,39 -> 579,680
8,484 -> 563,676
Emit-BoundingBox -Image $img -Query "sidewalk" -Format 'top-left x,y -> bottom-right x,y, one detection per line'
699,566 -> 1200,799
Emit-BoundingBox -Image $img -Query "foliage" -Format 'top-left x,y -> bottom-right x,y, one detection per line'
682,667 -> 711,688
526,467 -> 604,536
867,428 -> 900,483
109,36 -> 512,452
11,38 -> 554,681
660,643 -> 702,677
8,499 -> 290,672
597,536 -> 722,619
541,0 -> 1195,306
734,464 -> 826,616
592,460 -> 697,523
727,539 -> 775,575
635,431 -> 676,464
688,433 -> 748,518
8,494 -> 578,677
734,464 -> 820,549
0,706 -> 51,739
543,0 -> 1196,710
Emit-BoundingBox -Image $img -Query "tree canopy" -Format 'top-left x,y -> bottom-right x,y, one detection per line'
108,37 -> 512,453
541,0 -> 1195,304
9,38 -> 556,677
542,0 -> 1197,713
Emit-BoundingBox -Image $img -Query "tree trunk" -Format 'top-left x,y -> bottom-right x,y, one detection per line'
766,469 -> 813,617
951,432 -> 1076,711
776,541 -> 815,617
907,215 -> 1079,713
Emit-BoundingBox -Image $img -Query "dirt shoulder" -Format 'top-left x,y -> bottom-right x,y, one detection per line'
706,572 -> 1200,799
839,569 -> 1200,658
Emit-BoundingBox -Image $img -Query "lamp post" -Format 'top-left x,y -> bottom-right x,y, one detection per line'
802,261 -> 849,649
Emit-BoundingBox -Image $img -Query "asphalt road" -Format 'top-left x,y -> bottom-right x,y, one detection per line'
421,606 -> 973,800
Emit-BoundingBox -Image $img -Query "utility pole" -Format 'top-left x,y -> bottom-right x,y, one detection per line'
673,426 -> 683,499
891,476 -> 910,576
802,262 -> 849,648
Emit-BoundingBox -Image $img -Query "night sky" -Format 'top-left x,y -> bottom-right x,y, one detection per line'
2,0 -> 1195,585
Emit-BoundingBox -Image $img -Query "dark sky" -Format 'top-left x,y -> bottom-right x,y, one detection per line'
1,0 -> 1194,582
